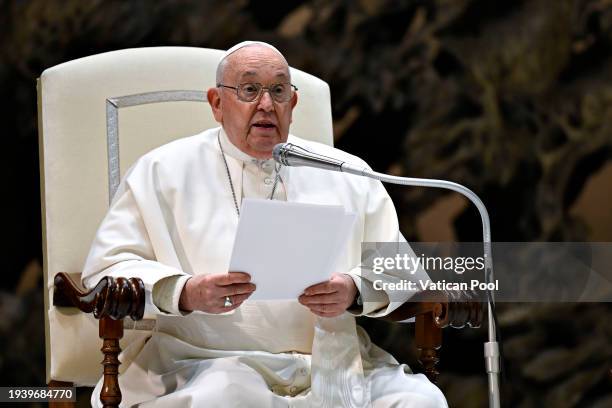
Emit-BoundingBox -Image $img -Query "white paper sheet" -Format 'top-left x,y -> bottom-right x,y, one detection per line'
228,198 -> 357,300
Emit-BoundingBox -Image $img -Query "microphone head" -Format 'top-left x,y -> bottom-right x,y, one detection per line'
272,142 -> 341,170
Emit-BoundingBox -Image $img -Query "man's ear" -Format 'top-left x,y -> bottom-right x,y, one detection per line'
290,90 -> 298,109
289,90 -> 298,124
207,88 -> 223,123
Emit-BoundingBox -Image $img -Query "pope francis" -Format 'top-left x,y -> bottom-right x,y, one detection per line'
82,41 -> 448,408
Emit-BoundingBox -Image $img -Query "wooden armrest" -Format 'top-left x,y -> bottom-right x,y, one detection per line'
53,272 -> 145,321
52,273 -> 145,408
383,289 -> 483,328
379,289 -> 483,383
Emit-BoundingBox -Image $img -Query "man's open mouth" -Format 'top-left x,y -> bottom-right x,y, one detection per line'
252,122 -> 276,129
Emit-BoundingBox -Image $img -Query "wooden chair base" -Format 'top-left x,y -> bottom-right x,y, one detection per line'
52,273 -> 144,408
48,380 -> 75,408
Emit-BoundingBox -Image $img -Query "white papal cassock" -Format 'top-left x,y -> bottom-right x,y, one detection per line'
82,127 -> 447,407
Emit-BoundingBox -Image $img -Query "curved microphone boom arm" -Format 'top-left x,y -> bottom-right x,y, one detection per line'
274,143 -> 501,408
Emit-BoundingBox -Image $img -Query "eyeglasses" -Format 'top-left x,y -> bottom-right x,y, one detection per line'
217,82 -> 298,103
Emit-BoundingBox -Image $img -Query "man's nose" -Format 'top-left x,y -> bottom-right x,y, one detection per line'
256,90 -> 275,112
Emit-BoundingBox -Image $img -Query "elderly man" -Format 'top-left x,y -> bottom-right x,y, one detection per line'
83,41 -> 447,407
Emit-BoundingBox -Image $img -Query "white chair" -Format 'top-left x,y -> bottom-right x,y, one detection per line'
38,45 -> 334,404
38,46 -> 479,407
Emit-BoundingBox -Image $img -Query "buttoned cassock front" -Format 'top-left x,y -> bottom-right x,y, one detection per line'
82,127 -> 447,407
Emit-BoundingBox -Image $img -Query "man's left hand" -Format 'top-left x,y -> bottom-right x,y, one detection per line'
298,273 -> 358,318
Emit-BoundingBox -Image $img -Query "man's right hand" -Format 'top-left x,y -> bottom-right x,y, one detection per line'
179,272 -> 256,313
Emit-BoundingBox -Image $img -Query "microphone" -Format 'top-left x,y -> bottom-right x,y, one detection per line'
273,140 -> 501,408
272,143 -> 368,175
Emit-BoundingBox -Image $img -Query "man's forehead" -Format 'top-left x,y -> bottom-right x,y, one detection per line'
238,69 -> 289,79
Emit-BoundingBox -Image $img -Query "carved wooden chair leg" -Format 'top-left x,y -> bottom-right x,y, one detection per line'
415,312 -> 442,383
48,380 -> 75,408
381,289 -> 482,383
99,316 -> 123,408
52,273 -> 145,408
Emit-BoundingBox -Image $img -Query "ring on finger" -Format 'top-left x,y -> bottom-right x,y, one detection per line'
224,296 -> 233,308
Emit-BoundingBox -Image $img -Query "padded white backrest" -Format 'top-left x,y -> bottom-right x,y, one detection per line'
38,46 -> 333,385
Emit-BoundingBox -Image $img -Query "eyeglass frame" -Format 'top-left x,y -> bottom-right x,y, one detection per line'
216,82 -> 298,103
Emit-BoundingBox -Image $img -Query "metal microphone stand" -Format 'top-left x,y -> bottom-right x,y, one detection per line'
341,164 -> 501,408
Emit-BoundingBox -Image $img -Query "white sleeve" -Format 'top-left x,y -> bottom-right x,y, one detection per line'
81,185 -> 190,318
153,275 -> 192,316
347,177 -> 429,318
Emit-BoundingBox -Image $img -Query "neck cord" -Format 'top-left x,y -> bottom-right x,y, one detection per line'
217,130 -> 281,217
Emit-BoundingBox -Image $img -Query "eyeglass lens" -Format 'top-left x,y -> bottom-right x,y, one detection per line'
238,83 -> 293,102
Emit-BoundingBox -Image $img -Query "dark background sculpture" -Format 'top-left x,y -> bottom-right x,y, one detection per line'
0,0 -> 611,406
